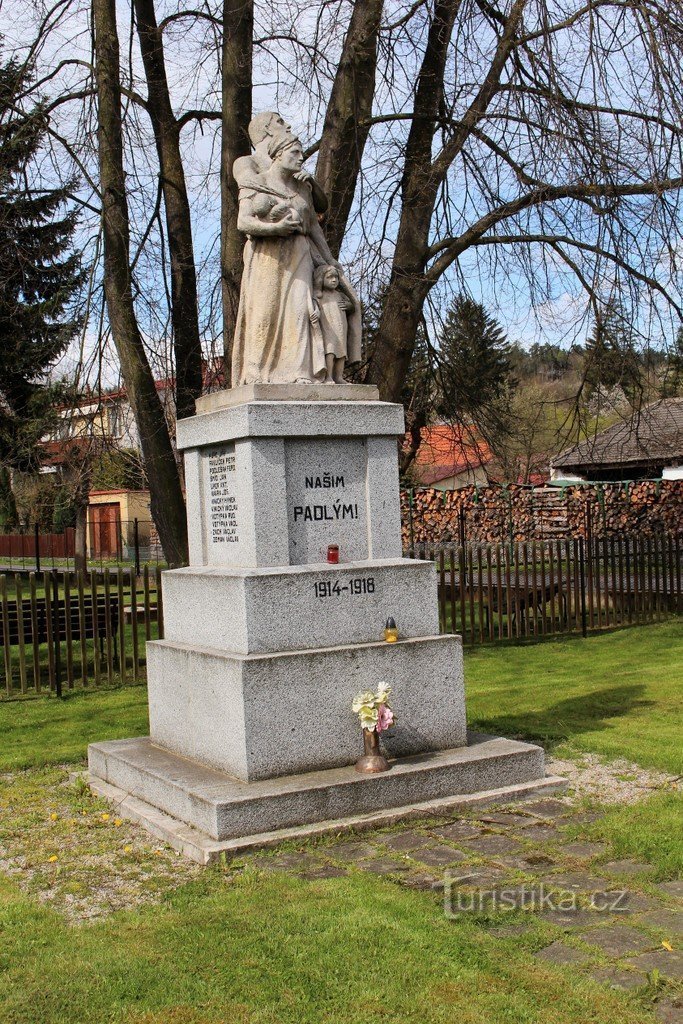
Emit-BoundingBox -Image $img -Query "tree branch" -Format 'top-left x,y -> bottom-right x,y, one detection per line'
425,175 -> 683,281
176,107 -> 222,130
430,0 -> 527,182
158,8 -> 221,31
466,231 -> 683,315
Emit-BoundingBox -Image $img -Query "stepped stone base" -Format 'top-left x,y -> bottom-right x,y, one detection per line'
147,634 -> 465,782
161,558 -> 440,656
87,390 -> 566,864
87,732 -> 561,862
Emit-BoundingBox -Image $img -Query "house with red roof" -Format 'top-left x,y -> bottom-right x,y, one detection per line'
406,424 -> 493,489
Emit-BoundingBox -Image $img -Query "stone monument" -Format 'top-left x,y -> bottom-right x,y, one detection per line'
88,114 -> 561,862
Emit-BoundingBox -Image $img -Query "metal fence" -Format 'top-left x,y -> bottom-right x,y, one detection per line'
1,531 -> 680,696
0,521 -> 163,575
0,566 -> 163,695
415,531 -> 682,643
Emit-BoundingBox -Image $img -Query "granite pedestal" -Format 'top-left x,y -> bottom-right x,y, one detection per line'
88,732 -> 565,863
88,384 -> 557,856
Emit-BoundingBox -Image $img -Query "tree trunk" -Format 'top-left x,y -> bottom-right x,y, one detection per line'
0,466 -> 18,529
315,0 -> 383,258
134,0 -> 203,422
367,0 -> 460,402
367,275 -> 430,402
220,0 -> 253,384
74,502 -> 88,576
367,0 -> 527,403
70,458 -> 92,577
399,403 -> 428,478
92,0 -> 188,568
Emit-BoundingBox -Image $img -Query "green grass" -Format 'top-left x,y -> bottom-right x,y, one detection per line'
0,624 -> 681,1022
0,868 -> 662,1024
465,620 -> 683,774
0,685 -> 148,771
465,621 -> 683,878
584,791 -> 683,878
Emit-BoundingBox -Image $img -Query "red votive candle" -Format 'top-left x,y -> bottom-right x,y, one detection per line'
327,544 -> 340,564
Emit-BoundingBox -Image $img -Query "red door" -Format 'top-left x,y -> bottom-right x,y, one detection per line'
90,503 -> 122,558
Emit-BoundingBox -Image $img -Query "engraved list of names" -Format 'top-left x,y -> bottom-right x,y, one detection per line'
207,445 -> 239,545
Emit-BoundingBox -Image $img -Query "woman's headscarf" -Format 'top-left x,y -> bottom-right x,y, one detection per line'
267,132 -> 300,161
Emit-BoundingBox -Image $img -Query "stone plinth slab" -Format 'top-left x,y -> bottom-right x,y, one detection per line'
88,731 -> 550,845
177,400 -> 405,450
147,634 -> 465,782
88,771 -> 566,865
196,383 -> 380,413
181,401 -> 403,568
161,559 -> 439,656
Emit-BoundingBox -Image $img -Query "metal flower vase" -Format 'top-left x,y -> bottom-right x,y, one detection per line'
355,727 -> 390,774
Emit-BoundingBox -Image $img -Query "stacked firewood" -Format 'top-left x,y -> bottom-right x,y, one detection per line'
565,480 -> 683,538
400,480 -> 683,548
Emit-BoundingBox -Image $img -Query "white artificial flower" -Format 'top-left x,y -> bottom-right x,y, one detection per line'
375,683 -> 392,705
352,691 -> 377,714
352,684 -> 393,731
359,708 -> 379,731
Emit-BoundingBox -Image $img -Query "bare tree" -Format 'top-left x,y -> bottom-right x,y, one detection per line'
10,0 -> 683,560
366,0 -> 683,401
134,0 -> 203,421
314,0 -> 384,258
92,0 -> 188,567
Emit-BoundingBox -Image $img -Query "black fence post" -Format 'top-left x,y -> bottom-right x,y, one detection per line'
52,570 -> 62,698
579,536 -> 588,638
134,518 -> 141,578
34,523 -> 41,575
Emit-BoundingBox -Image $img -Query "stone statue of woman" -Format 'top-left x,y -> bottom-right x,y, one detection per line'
231,124 -> 360,386
233,111 -> 328,216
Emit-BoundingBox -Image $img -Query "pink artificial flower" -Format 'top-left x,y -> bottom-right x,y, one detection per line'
376,704 -> 394,733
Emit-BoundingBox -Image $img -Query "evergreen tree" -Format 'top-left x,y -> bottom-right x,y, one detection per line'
435,294 -> 514,421
0,55 -> 84,468
660,325 -> 683,398
583,303 -> 642,403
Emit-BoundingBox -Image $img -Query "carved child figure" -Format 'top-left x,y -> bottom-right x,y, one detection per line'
312,264 -> 355,384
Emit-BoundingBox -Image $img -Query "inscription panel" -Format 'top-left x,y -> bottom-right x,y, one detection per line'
285,438 -> 368,564
156,560 -> 440,656
203,443 -> 241,561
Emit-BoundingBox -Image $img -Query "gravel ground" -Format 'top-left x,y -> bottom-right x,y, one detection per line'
546,752 -> 681,804
0,752 -> 679,922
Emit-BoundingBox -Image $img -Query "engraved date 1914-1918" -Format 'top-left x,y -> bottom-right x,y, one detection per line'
314,577 -> 375,598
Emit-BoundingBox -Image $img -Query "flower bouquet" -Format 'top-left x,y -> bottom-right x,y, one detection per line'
352,684 -> 395,773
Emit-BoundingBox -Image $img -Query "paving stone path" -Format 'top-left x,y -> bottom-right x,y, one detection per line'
240,795 -> 682,1016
